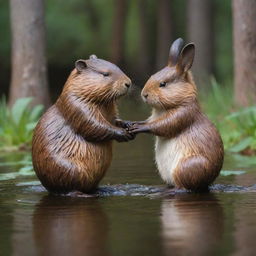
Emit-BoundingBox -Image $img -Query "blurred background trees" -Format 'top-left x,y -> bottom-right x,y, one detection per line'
9,0 -> 50,107
187,0 -> 214,90
0,0 -> 255,107
156,0 -> 173,69
0,0 -> 256,153
233,0 -> 256,107
110,0 -> 128,67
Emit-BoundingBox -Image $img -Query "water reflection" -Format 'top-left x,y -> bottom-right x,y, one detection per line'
161,194 -> 223,256
33,196 -> 109,256
233,194 -> 256,256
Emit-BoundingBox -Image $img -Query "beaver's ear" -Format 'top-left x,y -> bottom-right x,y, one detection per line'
90,54 -> 97,59
168,38 -> 185,66
75,59 -> 87,72
176,43 -> 195,73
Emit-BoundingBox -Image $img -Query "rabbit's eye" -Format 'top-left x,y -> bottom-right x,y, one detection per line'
159,82 -> 167,87
102,72 -> 110,77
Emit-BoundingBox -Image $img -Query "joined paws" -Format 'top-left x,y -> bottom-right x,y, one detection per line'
115,119 -> 136,129
128,122 -> 150,134
115,128 -> 136,142
115,120 -> 149,138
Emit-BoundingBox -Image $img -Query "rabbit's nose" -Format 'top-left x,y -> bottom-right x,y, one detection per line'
125,83 -> 131,88
143,93 -> 148,99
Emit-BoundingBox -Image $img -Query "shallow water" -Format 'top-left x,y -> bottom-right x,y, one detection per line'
1,99 -> 256,256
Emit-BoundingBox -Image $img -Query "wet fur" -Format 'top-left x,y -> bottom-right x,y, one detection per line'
131,39 -> 224,191
32,57 -> 132,193
149,100 -> 223,191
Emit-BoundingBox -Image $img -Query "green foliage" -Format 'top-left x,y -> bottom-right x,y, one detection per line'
0,165 -> 34,181
0,0 -> 11,65
215,0 -> 233,82
0,97 -> 43,151
201,77 -> 233,121
202,79 -> 256,154
46,0 -> 114,65
225,106 -> 256,152
220,170 -> 246,176
0,153 -> 34,181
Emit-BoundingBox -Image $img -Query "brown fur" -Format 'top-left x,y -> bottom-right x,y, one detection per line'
130,39 -> 224,191
32,56 -> 133,194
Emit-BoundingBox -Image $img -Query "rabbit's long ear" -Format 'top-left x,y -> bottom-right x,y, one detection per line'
168,38 -> 185,66
176,43 -> 195,73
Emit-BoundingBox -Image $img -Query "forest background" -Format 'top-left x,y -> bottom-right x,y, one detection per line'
0,0 -> 256,154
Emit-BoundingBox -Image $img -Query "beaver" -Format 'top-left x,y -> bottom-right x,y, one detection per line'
129,38 -> 224,191
32,55 -> 134,194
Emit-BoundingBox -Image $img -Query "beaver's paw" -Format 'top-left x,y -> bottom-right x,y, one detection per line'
115,128 -> 136,142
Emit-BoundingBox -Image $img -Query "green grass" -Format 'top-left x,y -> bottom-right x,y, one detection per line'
225,107 -> 256,153
0,97 -> 43,151
201,78 -> 234,120
201,78 -> 256,154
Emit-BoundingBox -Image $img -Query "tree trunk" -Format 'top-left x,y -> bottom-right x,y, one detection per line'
137,0 -> 151,80
84,0 -> 101,51
233,0 -> 256,106
187,0 -> 214,89
9,0 -> 50,107
156,0 -> 172,70
110,0 -> 128,67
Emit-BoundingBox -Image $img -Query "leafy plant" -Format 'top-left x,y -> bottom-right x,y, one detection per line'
201,79 -> 256,154
0,153 -> 35,181
220,170 -> 246,176
0,97 -> 43,151
200,77 -> 234,122
0,166 -> 34,181
225,106 -> 256,153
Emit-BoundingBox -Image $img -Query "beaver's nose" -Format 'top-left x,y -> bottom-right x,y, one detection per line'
125,83 -> 131,88
143,93 -> 148,99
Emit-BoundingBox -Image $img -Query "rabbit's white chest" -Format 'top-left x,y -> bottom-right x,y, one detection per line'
155,136 -> 183,185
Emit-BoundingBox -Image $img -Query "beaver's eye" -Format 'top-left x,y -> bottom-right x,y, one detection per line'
102,72 -> 110,77
159,82 -> 167,87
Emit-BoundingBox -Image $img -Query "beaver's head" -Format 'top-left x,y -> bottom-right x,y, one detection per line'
65,55 -> 132,103
141,38 -> 197,109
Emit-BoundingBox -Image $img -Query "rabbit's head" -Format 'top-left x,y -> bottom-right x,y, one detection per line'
141,38 -> 197,109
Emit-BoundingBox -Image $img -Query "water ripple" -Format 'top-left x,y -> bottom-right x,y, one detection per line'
17,183 -> 256,198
